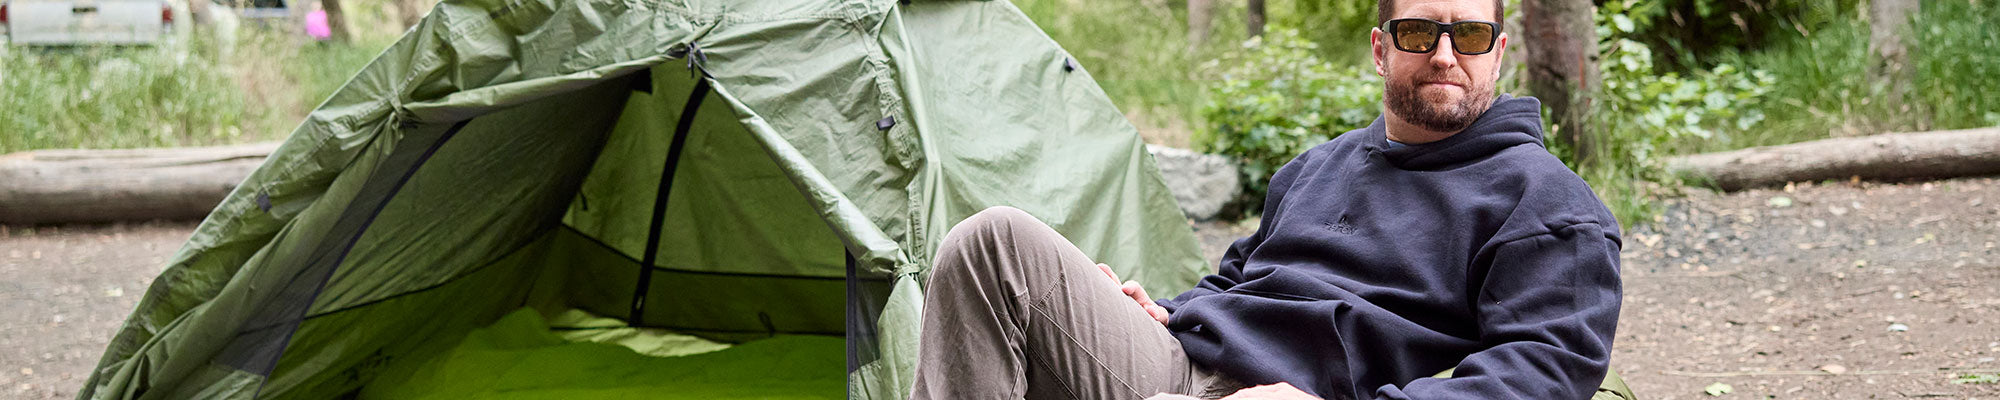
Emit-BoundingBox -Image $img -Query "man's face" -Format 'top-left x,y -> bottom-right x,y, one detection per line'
1372,0 -> 1509,133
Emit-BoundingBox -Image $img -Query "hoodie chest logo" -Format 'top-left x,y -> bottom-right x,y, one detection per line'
1324,214 -> 1358,235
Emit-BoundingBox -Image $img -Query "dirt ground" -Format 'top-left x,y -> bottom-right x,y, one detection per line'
4,177 -> 1998,399
0,221 -> 194,399
1607,177 -> 2000,399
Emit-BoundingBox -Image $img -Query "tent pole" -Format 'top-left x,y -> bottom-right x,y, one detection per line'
630,79 -> 711,327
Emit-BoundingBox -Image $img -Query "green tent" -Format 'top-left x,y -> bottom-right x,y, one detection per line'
80,0 -> 1208,398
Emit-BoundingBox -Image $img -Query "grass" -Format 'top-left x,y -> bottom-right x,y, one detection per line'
1013,0 -> 1218,148
1667,0 -> 2000,155
0,7 -> 409,154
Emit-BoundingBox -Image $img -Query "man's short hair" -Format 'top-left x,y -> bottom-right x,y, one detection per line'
1378,0 -> 1505,31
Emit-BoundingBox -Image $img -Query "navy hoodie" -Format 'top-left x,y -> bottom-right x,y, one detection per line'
1155,95 -> 1621,400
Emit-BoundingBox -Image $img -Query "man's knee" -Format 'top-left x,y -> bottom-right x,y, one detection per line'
950,206 -> 1036,239
931,206 -> 1039,278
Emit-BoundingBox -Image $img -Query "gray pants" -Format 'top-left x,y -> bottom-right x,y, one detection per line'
909,206 -> 1244,400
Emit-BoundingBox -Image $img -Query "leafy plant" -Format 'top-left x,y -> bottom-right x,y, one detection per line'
1546,0 -> 1774,225
1952,372 -> 2000,384
1198,28 -> 1380,212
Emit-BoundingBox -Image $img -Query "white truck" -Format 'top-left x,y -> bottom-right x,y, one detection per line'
2,0 -> 177,46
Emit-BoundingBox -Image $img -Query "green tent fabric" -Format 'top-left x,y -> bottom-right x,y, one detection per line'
358,308 -> 843,399
78,0 -> 1207,399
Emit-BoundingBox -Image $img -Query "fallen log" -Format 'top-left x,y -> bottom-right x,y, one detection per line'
0,142 -> 279,225
1666,127 -> 2000,191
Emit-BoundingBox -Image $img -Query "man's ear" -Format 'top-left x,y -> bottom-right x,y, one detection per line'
1371,28 -> 1389,77
1492,32 -> 1509,81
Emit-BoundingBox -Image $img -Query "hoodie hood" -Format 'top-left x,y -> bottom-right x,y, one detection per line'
1363,94 -> 1545,170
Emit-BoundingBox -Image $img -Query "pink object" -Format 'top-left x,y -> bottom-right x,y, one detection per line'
305,10 -> 332,40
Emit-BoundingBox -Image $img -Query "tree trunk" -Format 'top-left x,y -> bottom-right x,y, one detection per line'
1187,0 -> 1214,51
1868,0 -> 1918,113
0,143 -> 279,225
396,0 -> 426,29
1246,0 -> 1266,38
1666,128 -> 2000,191
1520,0 -> 1599,164
323,0 -> 352,43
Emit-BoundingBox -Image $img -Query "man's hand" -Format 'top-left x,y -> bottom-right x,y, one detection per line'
1096,263 -> 1170,325
1221,382 -> 1321,400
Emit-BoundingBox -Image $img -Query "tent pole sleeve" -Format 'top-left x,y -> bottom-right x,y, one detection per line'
630,79 -> 710,327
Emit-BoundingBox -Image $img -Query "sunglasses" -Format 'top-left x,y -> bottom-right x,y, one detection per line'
1382,18 -> 1500,55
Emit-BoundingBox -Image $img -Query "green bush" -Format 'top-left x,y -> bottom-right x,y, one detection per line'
1562,1 -> 1773,225
1602,0 -> 1863,71
1198,28 -> 1380,212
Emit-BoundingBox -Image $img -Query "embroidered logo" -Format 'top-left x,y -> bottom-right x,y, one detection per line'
1325,214 -> 1357,235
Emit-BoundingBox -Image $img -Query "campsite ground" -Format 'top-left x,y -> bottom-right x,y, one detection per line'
4,178 -> 1998,399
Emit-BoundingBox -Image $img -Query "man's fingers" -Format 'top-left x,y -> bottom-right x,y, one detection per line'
1222,383 -> 1318,400
1145,304 -> 1170,325
1095,263 -> 1119,283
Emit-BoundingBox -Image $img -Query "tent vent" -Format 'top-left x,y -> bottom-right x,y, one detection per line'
876,116 -> 896,131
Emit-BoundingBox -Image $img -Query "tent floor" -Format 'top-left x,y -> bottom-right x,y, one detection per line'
355,308 -> 844,399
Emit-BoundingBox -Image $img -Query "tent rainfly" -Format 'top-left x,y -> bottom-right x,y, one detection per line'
79,0 -> 1209,399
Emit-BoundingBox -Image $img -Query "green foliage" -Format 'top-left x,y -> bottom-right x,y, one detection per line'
1590,40 -> 1773,170
1603,0 -> 1863,71
1559,1 -> 1773,225
1910,0 -> 2000,129
1014,0 -> 1243,140
1198,28 -> 1380,210
1667,0 -> 2000,155
1279,0 -> 1376,65
0,17 -> 402,154
0,42 -> 252,152
1671,15 -> 1878,153
1953,372 -> 2000,384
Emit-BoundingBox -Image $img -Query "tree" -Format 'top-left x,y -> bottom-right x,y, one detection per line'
1521,0 -> 1599,163
396,0 -> 427,30
1247,0 -> 1266,37
1868,0 -> 1917,107
1188,0 -> 1214,51
322,0 -> 351,43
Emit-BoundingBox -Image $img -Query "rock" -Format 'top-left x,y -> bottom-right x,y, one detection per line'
1146,145 -> 1241,221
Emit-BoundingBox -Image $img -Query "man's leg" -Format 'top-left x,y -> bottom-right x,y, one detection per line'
910,206 -> 1195,400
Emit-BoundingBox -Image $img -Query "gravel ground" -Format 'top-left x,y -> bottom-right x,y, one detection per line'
1609,177 -> 2000,399
5,177 -> 1998,399
0,221 -> 194,399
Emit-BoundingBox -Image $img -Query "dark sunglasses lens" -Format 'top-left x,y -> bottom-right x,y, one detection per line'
1392,20 -> 1439,52
1453,22 -> 1494,53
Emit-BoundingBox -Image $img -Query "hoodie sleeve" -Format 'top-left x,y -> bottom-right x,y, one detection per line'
1373,222 -> 1622,400
1156,148 -> 1315,312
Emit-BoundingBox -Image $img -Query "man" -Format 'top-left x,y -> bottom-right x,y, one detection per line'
906,0 -> 1623,398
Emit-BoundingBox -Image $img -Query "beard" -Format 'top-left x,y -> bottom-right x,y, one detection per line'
1384,68 -> 1495,133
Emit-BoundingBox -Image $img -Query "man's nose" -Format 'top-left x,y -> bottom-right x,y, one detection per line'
1431,33 -> 1459,69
